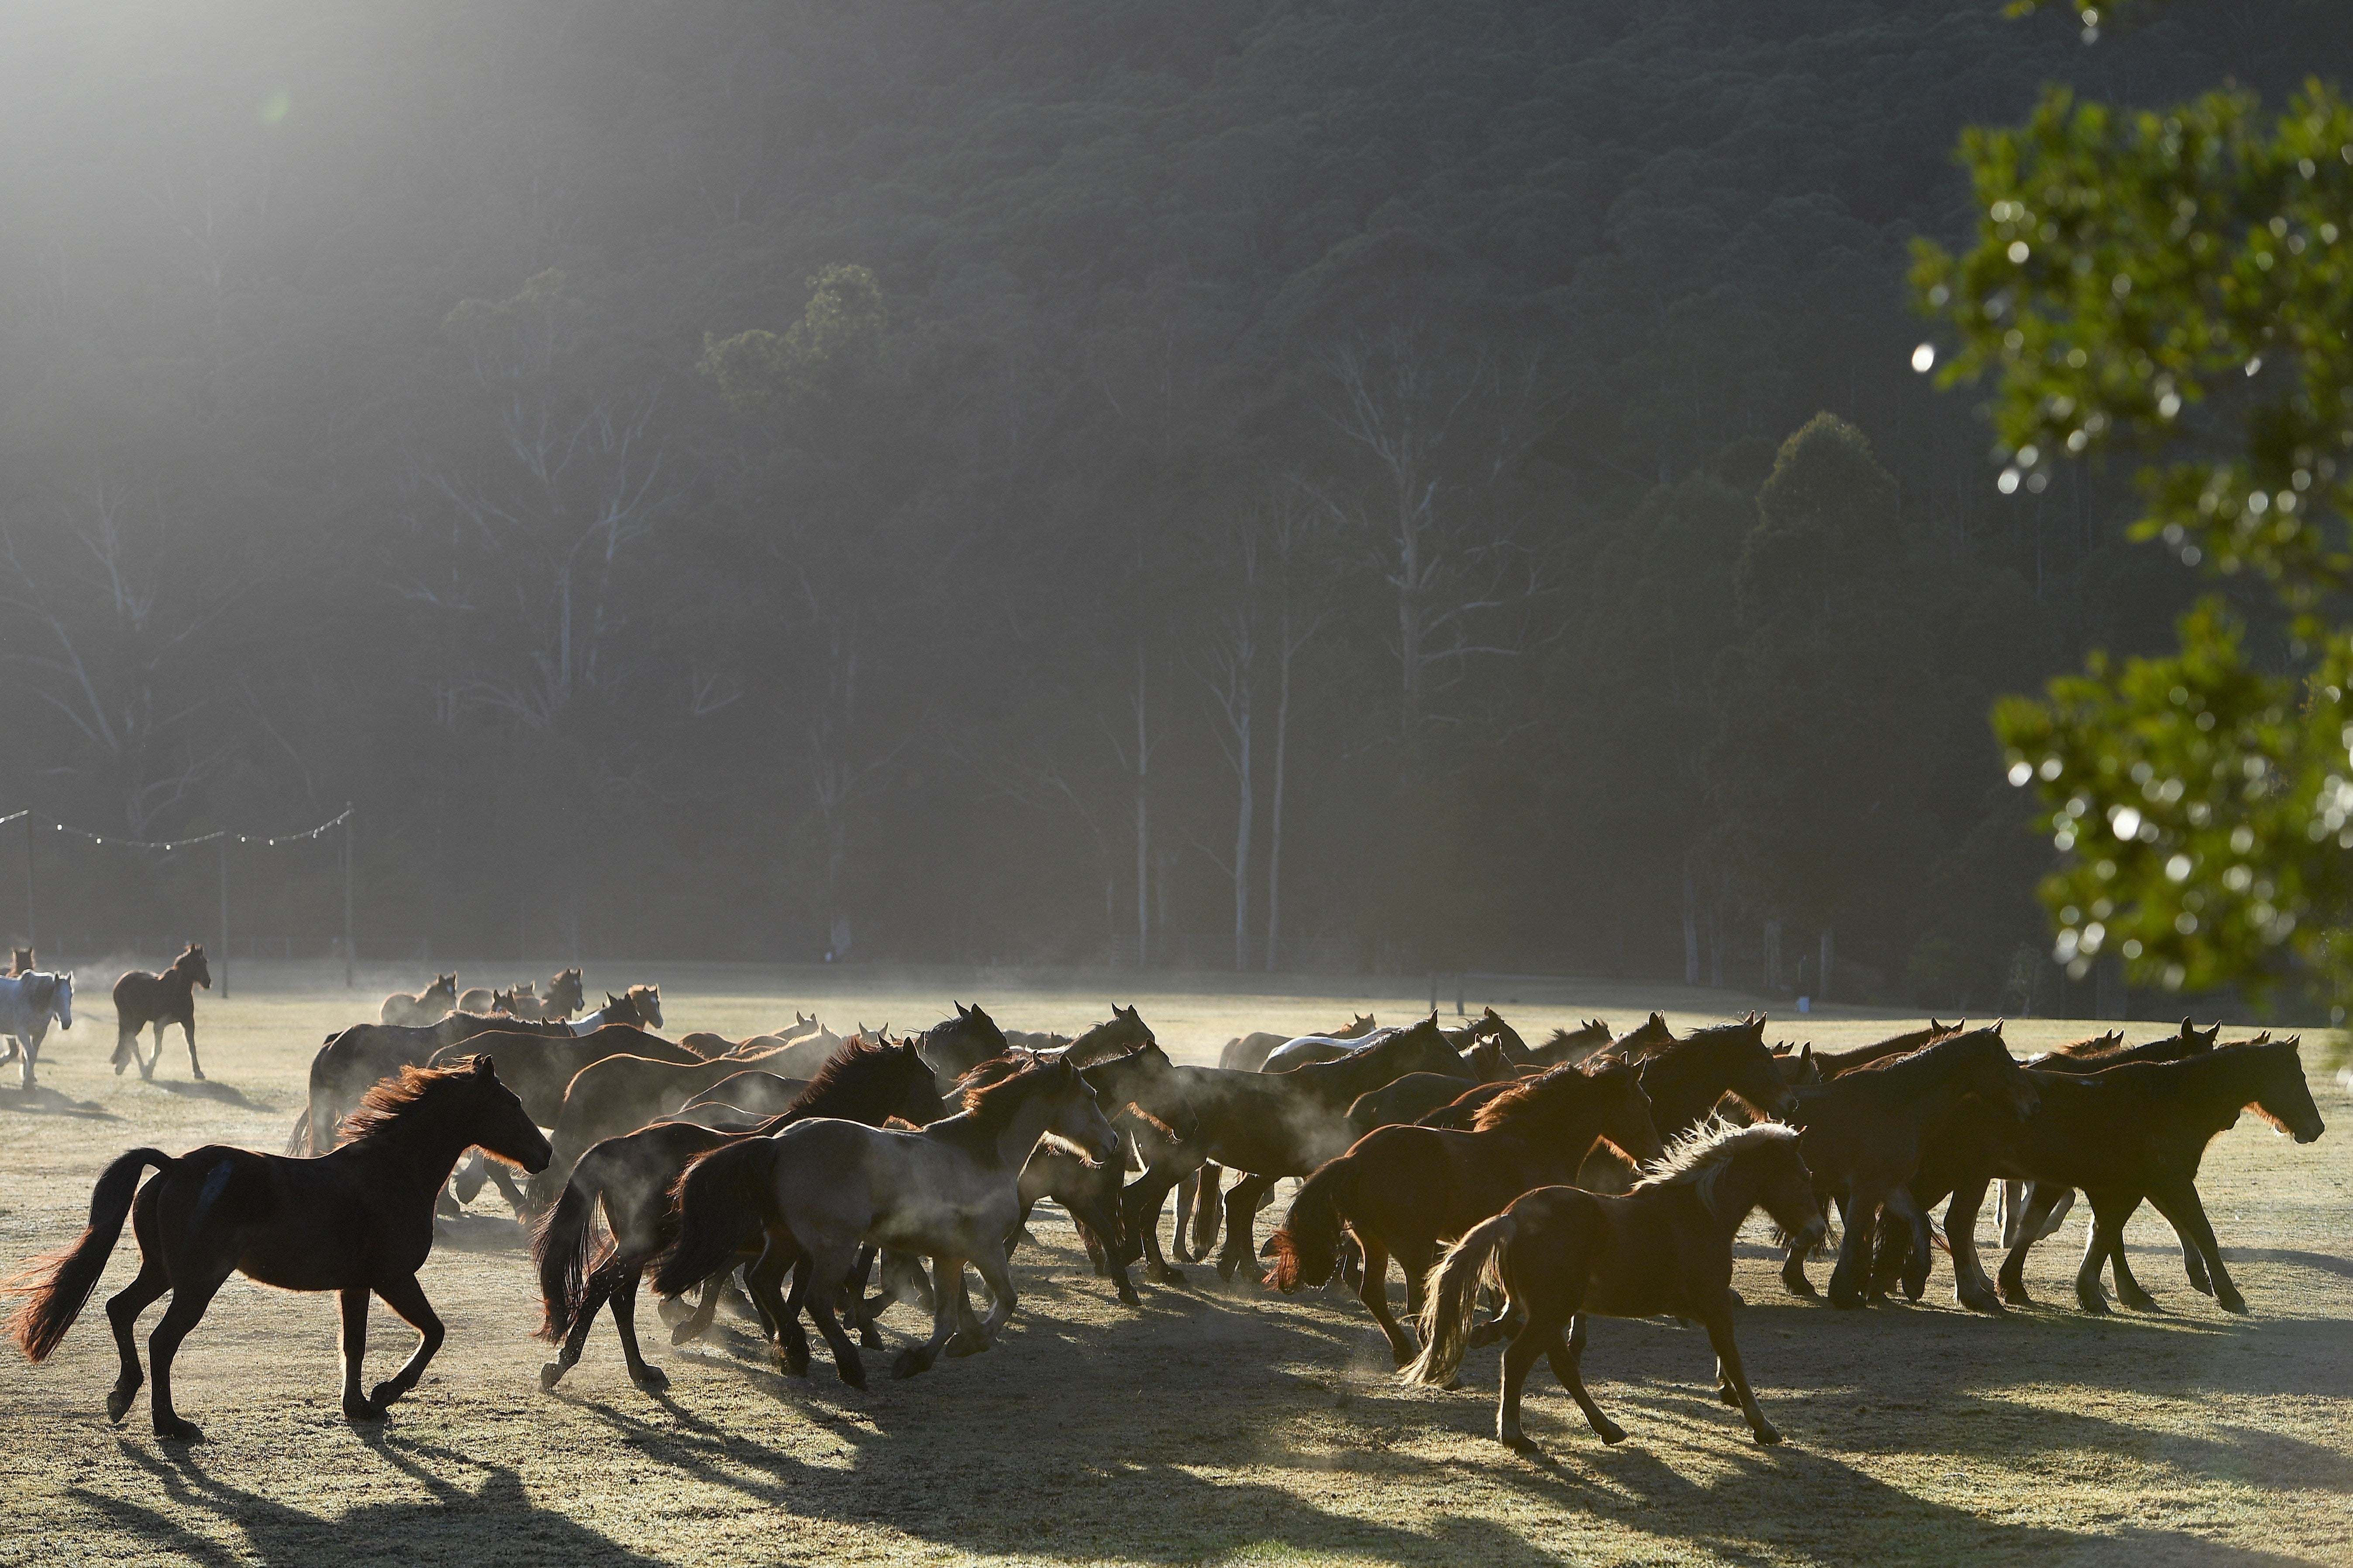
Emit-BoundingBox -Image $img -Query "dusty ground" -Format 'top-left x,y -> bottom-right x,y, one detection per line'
0,962 -> 2346,1567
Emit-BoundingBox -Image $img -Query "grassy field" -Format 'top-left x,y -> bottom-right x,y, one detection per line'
0,962 -> 2346,1567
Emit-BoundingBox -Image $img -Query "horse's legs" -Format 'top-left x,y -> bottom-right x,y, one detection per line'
1997,1181 -> 2066,1305
1188,1162 -> 1223,1261
484,1160 -> 531,1218
748,1245 -> 810,1376
146,1264 -> 232,1440
609,1267 -> 667,1391
1171,1168 -> 1199,1262
363,1272 -> 444,1410
1352,1234 -> 1415,1366
1781,1192 -> 1830,1297
338,1286 -> 379,1420
961,1243 -> 1019,1352
180,1016 -> 203,1082
1941,1178 -> 2005,1314
1216,1174 -> 1276,1282
1884,1186 -> 1933,1301
2074,1190 -> 2137,1314
103,1253 -> 170,1424
542,1263 -> 615,1390
800,1243 -> 867,1388
668,1272 -> 723,1346
889,1252 -> 965,1380
1700,1308 -> 1780,1444
1539,1315 -> 1623,1445
2144,1177 -> 2244,1314
112,1021 -> 135,1075
1122,1166 -> 1194,1286
1495,1313 -> 1555,1450
1826,1186 -> 1882,1309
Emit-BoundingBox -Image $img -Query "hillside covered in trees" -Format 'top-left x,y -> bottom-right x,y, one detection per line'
0,0 -> 2338,1004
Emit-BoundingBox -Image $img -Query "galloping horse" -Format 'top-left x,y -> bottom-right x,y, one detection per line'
4,1056 -> 549,1439
112,944 -> 212,1082
0,971 -> 73,1089
1405,1122 -> 1826,1450
380,974 -> 458,1027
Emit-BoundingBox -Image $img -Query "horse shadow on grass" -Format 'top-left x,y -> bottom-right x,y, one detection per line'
139,1077 -> 273,1111
0,1083 -> 116,1119
87,1435 -> 661,1567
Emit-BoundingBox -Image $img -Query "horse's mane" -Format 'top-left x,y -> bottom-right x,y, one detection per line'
2046,1030 -> 2128,1059
779,1036 -> 926,1122
953,1058 -> 1065,1136
340,1059 -> 476,1142
1635,1118 -> 1798,1194
1471,1059 -> 1631,1131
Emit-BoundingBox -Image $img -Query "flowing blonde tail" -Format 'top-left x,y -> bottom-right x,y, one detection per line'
1401,1212 -> 1516,1387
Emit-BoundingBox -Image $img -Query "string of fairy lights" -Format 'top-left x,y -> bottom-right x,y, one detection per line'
7,805 -> 360,992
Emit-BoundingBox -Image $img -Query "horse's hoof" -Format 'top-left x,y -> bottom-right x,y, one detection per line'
836,1359 -> 866,1389
1752,1424 -> 1783,1445
631,1365 -> 669,1392
1466,1322 -> 1503,1349
113,1061 -> 126,1076
1596,1422 -> 1629,1445
192,1069 -> 205,1082
1718,1385 -> 1740,1408
668,1320 -> 704,1347
945,1334 -> 986,1359
1147,1264 -> 1186,1286
857,1327 -> 883,1349
154,1416 -> 204,1442
365,1380 -> 404,1409
1828,1290 -> 1865,1311
1782,1276 -> 1817,1299
539,1362 -> 565,1392
1116,1286 -> 1141,1307
2116,1288 -> 2157,1312
655,1297 -> 689,1326
889,1349 -> 929,1380
2075,1289 -> 2110,1316
106,1386 -> 138,1424
344,1398 -> 386,1423
1500,1429 -> 1536,1452
2218,1292 -> 2250,1317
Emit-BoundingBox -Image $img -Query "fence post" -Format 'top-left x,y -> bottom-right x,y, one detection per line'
343,804 -> 355,989
22,814 -> 33,955
219,837 -> 230,1001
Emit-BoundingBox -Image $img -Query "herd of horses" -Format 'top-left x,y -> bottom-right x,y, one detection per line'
0,972 -> 2329,1459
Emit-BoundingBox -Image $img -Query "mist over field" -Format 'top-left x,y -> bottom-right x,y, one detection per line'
0,2 -> 2341,1001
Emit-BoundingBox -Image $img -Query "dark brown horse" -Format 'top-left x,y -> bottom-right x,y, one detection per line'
1928,1038 -> 2324,1315
1781,1024 -> 2037,1307
111,943 -> 212,1082
1267,1061 -> 1664,1362
1527,1017 -> 1614,1067
1404,1122 -> 1826,1450
534,1036 -> 945,1392
5,1056 -> 548,1438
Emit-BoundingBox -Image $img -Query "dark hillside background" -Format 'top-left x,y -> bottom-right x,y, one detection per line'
0,0 -> 2336,1005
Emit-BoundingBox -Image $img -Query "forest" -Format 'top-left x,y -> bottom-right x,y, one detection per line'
0,0 -> 2342,1006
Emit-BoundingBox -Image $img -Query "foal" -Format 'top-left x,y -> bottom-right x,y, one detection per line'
6,1056 -> 548,1438
111,943 -> 212,1082
1406,1122 -> 1825,1450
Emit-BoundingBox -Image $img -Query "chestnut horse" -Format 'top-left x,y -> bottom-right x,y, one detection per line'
1266,1061 -> 1664,1363
112,943 -> 212,1082
1405,1122 -> 1826,1450
5,1056 -> 548,1438
379,973 -> 457,1027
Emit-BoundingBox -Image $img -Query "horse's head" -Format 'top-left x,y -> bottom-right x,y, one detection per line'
456,1054 -> 552,1174
1719,1014 -> 1798,1120
1744,1128 -> 1826,1250
888,1042 -> 952,1125
431,973 -> 457,1002
180,943 -> 213,990
1964,1023 -> 2037,1118
492,987 -> 517,1014
1035,1057 -> 1122,1166
50,972 -> 72,1031
2245,1038 -> 2326,1144
548,967 -> 585,1017
629,983 -> 663,1030
1585,1060 -> 1665,1165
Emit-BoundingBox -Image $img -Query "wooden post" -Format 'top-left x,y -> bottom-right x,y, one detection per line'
219,837 -> 230,1001
343,805 -> 355,989
22,814 -> 33,956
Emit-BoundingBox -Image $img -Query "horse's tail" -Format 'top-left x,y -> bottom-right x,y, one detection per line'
532,1147 -> 612,1343
650,1139 -> 779,1299
1402,1210 -> 1517,1388
1265,1155 -> 1358,1293
6,1148 -> 172,1361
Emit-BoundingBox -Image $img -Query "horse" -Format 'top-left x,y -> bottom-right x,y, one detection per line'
0,971 -> 74,1090
1527,1018 -> 1614,1067
1577,1016 -> 1797,1191
683,1017 -> 842,1076
1995,1019 -> 2218,1249
3,1056 -> 548,1439
1267,1061 -> 1665,1363
379,973 -> 458,1027
568,985 -> 661,1035
530,1007 -> 1008,1210
653,1056 -> 1120,1386
8,948 -> 34,975
289,1012 -> 579,1156
533,1036 -> 945,1392
456,985 -> 499,1015
111,944 -> 212,1082
1780,1024 -> 2038,1307
1220,1012 -> 1379,1073
504,970 -> 585,1022
1090,1017 -> 1468,1283
1404,1121 -> 1826,1450
1344,1046 -> 1530,1139
1260,1026 -> 1404,1074
1922,1038 -> 2324,1316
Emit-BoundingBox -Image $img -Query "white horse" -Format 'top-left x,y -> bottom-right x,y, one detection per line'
1260,1025 -> 1402,1074
0,971 -> 75,1089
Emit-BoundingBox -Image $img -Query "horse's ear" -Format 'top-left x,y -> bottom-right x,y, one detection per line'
1799,1043 -> 1815,1066
470,1053 -> 496,1077
1650,1011 -> 1666,1028
1749,1013 -> 1767,1036
1990,1018 -> 2006,1036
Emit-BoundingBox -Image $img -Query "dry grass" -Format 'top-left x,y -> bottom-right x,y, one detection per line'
0,963 -> 2346,1566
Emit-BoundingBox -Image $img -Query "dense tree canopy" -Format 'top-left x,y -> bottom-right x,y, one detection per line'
0,0 -> 2336,1002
